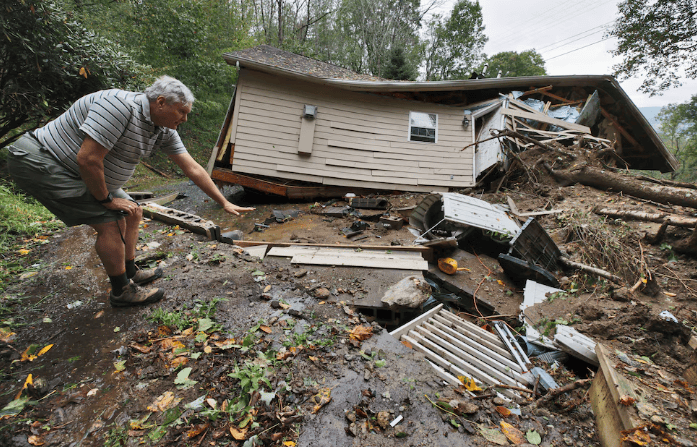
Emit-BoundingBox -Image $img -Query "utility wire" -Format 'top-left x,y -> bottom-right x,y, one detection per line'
491,0 -> 618,54
544,36 -> 610,61
535,20 -> 614,52
489,0 -> 613,47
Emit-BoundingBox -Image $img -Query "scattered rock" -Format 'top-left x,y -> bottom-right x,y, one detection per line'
294,269 -> 308,278
377,411 -> 390,429
458,402 -> 479,414
288,303 -> 305,317
380,276 -> 431,308
314,287 -> 330,299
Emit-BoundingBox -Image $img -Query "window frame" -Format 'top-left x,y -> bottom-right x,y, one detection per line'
408,111 -> 438,143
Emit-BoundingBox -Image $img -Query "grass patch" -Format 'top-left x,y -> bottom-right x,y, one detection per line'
0,180 -> 64,294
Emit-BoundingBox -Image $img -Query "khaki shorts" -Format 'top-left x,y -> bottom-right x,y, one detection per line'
7,133 -> 133,227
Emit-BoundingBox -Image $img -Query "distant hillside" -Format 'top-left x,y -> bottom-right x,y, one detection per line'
640,106 -> 663,131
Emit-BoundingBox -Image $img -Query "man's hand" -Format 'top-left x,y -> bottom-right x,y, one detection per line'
104,198 -> 140,216
223,202 -> 255,216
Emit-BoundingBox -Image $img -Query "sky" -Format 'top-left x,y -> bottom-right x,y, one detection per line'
430,0 -> 697,108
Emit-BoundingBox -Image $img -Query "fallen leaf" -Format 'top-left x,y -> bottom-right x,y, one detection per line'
496,406 -> 511,417
129,343 -> 152,354
239,412 -> 253,428
458,376 -> 482,392
349,326 -> 373,341
0,328 -> 16,343
311,387 -> 332,414
203,346 -> 213,354
263,285 -> 272,293
478,425 -> 508,445
170,356 -> 188,368
283,442 -> 296,446
619,395 -> 637,406
229,426 -> 246,440
160,339 -> 186,351
674,379 -> 690,389
27,435 -> 44,446
14,374 -> 33,400
663,291 -> 677,297
87,388 -> 98,397
206,398 -> 217,409
259,325 -> 272,334
526,429 -> 542,445
20,345 -> 39,362
401,340 -> 413,349
501,421 -> 526,444
213,338 -> 237,349
187,423 -> 209,438
37,344 -> 53,356
621,427 -> 651,446
94,310 -> 104,319
18,249 -> 31,255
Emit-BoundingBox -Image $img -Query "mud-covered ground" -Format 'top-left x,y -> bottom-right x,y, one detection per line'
1,178 -> 696,446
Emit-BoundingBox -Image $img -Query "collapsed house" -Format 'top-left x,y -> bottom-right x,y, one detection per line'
207,45 -> 677,198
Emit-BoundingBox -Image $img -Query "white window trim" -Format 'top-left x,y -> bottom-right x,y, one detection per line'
408,111 -> 438,143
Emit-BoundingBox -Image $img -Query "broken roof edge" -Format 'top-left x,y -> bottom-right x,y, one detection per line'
224,52 -> 677,173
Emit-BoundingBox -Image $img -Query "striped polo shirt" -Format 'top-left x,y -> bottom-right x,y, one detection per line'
34,89 -> 187,191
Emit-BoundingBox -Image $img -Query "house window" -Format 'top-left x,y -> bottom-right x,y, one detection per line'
409,112 -> 437,143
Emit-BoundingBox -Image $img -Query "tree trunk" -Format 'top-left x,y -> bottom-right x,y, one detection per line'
544,164 -> 697,209
593,207 -> 697,228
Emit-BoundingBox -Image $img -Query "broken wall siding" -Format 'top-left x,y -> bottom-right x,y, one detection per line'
231,70 -> 475,192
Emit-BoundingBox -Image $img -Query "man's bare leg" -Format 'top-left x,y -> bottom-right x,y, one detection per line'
91,215 -> 164,306
90,219 -> 127,277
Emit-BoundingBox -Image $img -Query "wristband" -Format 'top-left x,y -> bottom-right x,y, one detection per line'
98,192 -> 113,204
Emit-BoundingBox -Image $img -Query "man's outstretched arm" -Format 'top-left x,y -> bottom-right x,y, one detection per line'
168,152 -> 255,215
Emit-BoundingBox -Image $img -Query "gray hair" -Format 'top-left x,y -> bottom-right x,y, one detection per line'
144,76 -> 195,105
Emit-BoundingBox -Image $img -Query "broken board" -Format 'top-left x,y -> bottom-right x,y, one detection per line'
589,344 -> 641,447
266,246 -> 427,270
390,304 -> 531,399
244,245 -> 268,260
141,203 -> 220,241
554,325 -> 598,366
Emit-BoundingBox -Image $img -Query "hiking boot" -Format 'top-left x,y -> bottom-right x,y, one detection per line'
109,280 -> 165,307
130,267 -> 163,285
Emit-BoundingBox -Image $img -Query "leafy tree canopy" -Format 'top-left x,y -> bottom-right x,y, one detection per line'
481,50 -> 546,78
657,97 -> 697,181
423,0 -> 487,80
609,0 -> 697,95
0,0 -> 147,149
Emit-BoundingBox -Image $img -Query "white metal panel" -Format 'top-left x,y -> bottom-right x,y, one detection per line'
522,280 -> 563,313
442,193 -> 521,237
474,105 -> 506,178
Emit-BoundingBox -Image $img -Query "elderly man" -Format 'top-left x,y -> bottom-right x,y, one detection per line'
7,76 -> 253,307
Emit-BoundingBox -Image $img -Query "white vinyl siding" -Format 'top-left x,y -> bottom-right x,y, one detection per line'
230,69 -> 474,191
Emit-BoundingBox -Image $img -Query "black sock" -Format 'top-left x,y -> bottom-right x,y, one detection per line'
109,273 -> 129,295
126,259 -> 137,279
